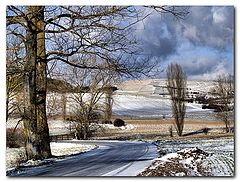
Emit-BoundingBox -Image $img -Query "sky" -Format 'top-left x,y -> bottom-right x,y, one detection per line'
135,6 -> 234,80
5,5 -> 234,82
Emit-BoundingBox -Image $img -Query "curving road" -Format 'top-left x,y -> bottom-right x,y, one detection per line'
10,140 -> 158,176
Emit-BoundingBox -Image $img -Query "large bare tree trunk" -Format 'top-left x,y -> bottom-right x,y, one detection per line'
23,6 -> 51,160
36,6 -> 51,158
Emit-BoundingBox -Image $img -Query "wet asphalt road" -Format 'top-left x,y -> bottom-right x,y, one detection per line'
10,140 -> 158,176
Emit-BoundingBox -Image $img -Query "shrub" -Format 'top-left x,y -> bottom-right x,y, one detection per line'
113,118 -> 125,127
6,128 -> 25,148
103,120 -> 112,124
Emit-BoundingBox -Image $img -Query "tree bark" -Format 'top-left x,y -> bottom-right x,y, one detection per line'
23,6 -> 51,160
35,6 -> 51,158
104,90 -> 113,122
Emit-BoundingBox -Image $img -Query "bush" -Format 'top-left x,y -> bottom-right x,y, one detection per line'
103,120 -> 112,124
113,118 -> 125,127
6,128 -> 25,148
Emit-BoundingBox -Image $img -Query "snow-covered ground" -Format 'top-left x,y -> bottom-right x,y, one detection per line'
139,138 -> 234,176
112,79 -> 217,120
7,118 -> 134,136
139,147 -> 212,176
90,123 -> 134,131
6,141 -> 96,169
112,94 -> 215,120
118,79 -> 215,95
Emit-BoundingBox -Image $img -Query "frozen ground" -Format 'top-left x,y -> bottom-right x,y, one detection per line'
6,141 -> 96,169
139,137 -> 234,176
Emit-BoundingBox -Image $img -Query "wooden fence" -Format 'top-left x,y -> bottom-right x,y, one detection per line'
50,133 -> 75,141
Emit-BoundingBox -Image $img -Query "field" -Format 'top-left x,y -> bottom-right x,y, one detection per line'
91,117 -> 233,140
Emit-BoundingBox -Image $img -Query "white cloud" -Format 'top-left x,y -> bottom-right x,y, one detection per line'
212,7 -> 228,24
183,24 -> 199,41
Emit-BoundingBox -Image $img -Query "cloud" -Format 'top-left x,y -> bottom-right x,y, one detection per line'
136,13 -> 179,58
136,6 -> 234,80
181,6 -> 234,49
166,45 -> 233,80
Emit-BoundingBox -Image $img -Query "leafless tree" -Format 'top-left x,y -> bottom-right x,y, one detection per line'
6,37 -> 27,145
6,5 -> 188,159
6,36 -> 25,122
64,62 -> 116,139
167,63 -> 187,136
213,74 -> 234,133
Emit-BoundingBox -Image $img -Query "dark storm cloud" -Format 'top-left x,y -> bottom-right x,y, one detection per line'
182,6 -> 234,49
136,6 -> 234,79
136,14 -> 179,58
137,6 -> 234,58
168,46 -> 233,80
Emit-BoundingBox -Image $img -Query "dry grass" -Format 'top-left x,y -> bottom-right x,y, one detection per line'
93,118 -> 234,140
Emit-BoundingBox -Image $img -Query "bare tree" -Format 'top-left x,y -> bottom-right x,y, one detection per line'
65,63 -> 116,139
7,6 -> 52,160
166,63 -> 187,136
6,37 -> 25,122
213,74 -> 234,133
7,5 -> 188,159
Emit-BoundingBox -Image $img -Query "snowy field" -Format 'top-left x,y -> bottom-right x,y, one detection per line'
112,79 -> 217,120
112,94 -> 215,120
45,79 -> 218,120
139,137 -> 234,176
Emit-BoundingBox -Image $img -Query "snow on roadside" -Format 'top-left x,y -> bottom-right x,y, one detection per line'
50,142 -> 95,156
139,147 -> 212,176
139,138 -> 234,176
6,141 -> 96,169
6,147 -> 26,169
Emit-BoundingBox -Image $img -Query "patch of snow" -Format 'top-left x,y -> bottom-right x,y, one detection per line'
50,142 -> 95,156
175,172 -> 185,176
159,152 -> 179,162
6,147 -> 26,168
90,123 -> 134,131
140,147 -> 211,176
6,142 -> 96,170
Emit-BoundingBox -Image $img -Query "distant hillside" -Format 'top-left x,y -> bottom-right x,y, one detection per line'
7,75 -> 76,93
117,79 -> 216,96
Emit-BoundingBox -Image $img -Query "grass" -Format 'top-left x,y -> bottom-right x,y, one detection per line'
92,117 -> 234,140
